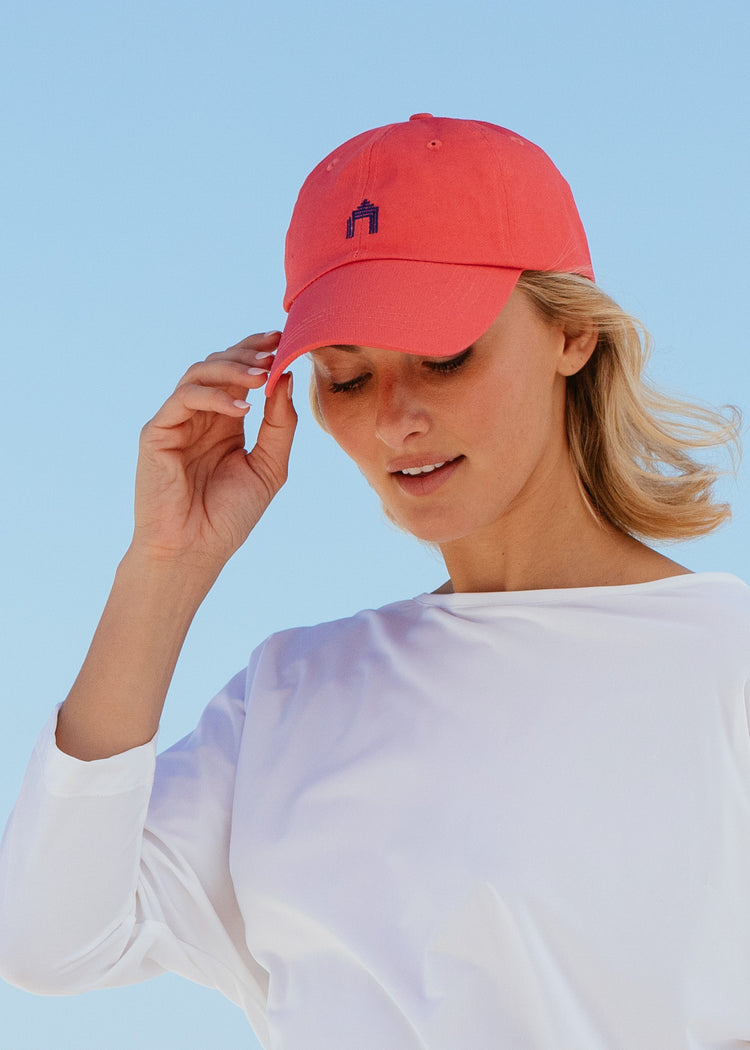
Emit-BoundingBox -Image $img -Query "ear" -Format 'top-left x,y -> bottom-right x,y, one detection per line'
557,327 -> 598,377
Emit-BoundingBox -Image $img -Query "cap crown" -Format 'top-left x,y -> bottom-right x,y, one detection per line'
283,115 -> 593,311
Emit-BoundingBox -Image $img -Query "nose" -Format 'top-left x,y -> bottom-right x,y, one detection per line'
374,371 -> 431,448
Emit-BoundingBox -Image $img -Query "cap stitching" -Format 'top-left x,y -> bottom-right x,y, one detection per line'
349,122 -> 398,260
473,122 -> 514,261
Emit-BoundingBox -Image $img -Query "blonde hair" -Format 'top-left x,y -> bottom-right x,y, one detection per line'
309,271 -> 742,543
516,270 -> 741,541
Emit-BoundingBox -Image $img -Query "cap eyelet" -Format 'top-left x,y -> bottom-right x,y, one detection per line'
426,139 -> 442,150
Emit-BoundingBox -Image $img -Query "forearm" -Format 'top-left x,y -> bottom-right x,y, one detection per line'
55,335 -> 294,762
0,713 -> 156,992
56,547 -> 218,760
0,672 -> 255,999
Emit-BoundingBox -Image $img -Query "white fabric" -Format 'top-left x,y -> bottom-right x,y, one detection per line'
2,572 -> 750,1049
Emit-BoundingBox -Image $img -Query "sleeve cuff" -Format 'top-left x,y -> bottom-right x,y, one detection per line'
35,705 -> 158,798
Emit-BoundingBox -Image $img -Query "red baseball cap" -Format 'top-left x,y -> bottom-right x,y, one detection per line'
266,113 -> 594,395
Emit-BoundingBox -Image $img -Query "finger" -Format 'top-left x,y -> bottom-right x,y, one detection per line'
206,330 -> 282,365
176,358 -> 272,393
149,381 -> 252,431
247,373 -> 298,489
229,330 -> 282,352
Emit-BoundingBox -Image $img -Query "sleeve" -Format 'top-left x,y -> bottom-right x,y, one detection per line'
0,668 -> 269,1032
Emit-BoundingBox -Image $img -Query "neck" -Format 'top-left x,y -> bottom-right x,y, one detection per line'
438,463 -> 687,594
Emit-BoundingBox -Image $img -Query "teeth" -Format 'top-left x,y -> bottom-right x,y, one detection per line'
400,462 -> 446,476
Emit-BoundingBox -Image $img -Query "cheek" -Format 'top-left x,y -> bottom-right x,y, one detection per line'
484,355 -> 563,418
313,376 -> 346,439
466,367 -> 565,468
315,390 -> 373,466
463,371 -> 526,437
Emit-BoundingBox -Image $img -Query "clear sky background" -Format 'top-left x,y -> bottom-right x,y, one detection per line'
1,1 -> 748,1047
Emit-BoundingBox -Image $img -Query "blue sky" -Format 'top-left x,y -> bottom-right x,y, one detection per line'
1,0 -> 748,1046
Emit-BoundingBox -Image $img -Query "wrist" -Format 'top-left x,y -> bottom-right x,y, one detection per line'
117,544 -> 222,612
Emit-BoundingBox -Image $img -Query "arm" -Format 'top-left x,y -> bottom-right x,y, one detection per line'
56,331 -> 297,760
0,332 -> 294,1014
0,671 -> 270,1034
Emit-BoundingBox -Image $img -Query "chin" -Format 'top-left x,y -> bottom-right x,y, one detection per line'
381,503 -> 477,547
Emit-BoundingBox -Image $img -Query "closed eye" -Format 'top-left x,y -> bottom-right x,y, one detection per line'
329,373 -> 371,395
424,347 -> 473,374
327,347 -> 473,395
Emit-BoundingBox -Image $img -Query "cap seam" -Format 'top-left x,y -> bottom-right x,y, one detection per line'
474,121 -> 514,260
351,122 -> 397,261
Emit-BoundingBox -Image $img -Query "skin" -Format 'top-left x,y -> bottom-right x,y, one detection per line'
311,288 -> 687,593
56,293 -> 685,759
56,331 -> 298,759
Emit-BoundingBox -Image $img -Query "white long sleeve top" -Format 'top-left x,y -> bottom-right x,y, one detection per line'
1,572 -> 750,1049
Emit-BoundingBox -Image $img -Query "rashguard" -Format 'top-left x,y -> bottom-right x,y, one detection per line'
1,572 -> 750,1049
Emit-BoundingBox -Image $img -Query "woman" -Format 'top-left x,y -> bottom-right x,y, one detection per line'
1,115 -> 747,1048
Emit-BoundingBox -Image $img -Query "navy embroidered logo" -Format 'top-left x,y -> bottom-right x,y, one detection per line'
346,199 -> 379,238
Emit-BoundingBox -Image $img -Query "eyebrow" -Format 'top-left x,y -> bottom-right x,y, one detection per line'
308,343 -> 362,360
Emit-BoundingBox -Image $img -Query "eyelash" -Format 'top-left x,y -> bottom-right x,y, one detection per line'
428,348 -> 472,374
329,348 -> 472,395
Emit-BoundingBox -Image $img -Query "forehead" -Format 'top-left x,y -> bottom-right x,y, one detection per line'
309,343 -> 390,363
309,342 -> 461,360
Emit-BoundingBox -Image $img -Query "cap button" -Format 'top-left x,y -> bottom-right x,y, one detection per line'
409,112 -> 434,121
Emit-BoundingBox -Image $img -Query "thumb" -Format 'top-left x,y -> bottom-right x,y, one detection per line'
247,372 -> 298,491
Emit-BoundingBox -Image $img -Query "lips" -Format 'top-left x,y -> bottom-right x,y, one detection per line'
388,454 -> 460,475
398,461 -> 447,476
389,455 -> 464,495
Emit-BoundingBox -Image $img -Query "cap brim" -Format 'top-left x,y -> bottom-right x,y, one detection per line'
265,260 -> 522,395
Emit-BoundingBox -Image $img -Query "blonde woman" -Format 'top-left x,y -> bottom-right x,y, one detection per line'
1,114 -> 747,1049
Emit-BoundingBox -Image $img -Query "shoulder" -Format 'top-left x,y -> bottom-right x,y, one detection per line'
579,572 -> 750,648
613,572 -> 750,682
685,573 -> 750,652
252,596 -> 426,670
661,572 -> 750,626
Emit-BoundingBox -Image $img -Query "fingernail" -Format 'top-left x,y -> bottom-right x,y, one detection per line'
254,351 -> 274,360
286,373 -> 294,399
233,399 -> 250,410
247,367 -> 268,376
264,330 -> 281,338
